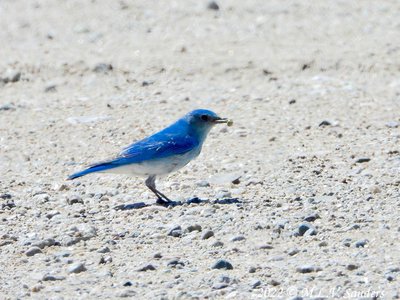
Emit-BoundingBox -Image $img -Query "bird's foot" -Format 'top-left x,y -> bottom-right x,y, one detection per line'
155,198 -> 183,207
156,198 -> 171,206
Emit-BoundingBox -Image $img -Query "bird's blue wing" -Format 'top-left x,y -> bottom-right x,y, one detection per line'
117,133 -> 198,163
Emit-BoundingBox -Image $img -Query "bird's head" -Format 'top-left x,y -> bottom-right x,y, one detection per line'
186,109 -> 228,126
184,109 -> 229,139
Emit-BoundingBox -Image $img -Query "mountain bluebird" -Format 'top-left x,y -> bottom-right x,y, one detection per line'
68,109 -> 231,204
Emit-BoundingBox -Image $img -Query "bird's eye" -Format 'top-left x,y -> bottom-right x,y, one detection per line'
201,115 -> 209,121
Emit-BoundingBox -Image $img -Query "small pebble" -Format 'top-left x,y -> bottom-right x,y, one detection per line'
202,230 -> 214,240
42,275 -> 66,281
99,256 -> 113,264
1,200 -> 16,210
274,219 -> 288,229
355,239 -> 368,248
386,274 -> 395,281
387,266 -> 400,273
319,120 -> 331,127
0,104 -> 16,111
185,224 -> 202,233
168,225 -> 182,238
137,264 -> 156,272
258,244 -> 273,250
118,290 -> 137,298
97,246 -> 110,253
385,121 -> 399,128
0,240 -> 13,247
207,1 -> 219,10
288,248 -> 300,256
248,266 -> 257,273
216,191 -> 231,199
31,284 -> 44,292
230,235 -> 245,242
32,238 -> 56,249
167,259 -> 185,268
54,251 -> 70,258
1,70 -> 21,83
0,193 -> 12,199
355,157 -> 370,163
123,281 -> 133,287
142,81 -> 153,86
342,238 -> 352,247
250,279 -> 261,289
196,180 -> 210,187
153,252 -> 162,259
296,265 -> 322,273
319,241 -> 328,247
68,262 -> 86,274
25,247 -> 42,257
213,274 -> 232,289
296,222 -> 317,236
211,259 -> 233,270
66,195 -> 84,205
369,185 -> 381,194
212,283 -> 228,290
303,212 -> 320,222
44,84 -> 57,93
210,173 -> 241,185
346,264 -> 359,271
211,240 -> 223,247
45,210 -> 60,219
93,63 -> 113,73
8,71 -> 21,82
269,279 -> 280,286
347,224 -> 360,230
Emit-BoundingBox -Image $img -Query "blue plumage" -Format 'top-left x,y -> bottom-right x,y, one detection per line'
68,163 -> 113,180
68,109 -> 228,204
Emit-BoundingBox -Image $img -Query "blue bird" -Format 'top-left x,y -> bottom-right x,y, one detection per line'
68,109 -> 230,204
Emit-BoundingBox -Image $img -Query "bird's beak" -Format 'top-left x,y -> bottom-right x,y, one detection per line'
213,117 -> 228,124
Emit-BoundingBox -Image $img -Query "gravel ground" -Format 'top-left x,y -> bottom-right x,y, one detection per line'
1,0 -> 400,299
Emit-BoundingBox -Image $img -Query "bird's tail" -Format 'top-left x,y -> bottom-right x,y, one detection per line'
67,161 -> 118,180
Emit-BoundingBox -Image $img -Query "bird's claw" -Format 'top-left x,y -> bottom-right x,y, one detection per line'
156,198 -> 171,206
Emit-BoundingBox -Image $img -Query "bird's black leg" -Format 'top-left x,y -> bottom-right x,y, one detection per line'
145,176 -> 162,201
154,189 -> 172,203
145,175 -> 172,204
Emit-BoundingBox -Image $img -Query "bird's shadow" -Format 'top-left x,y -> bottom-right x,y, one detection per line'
114,197 -> 242,211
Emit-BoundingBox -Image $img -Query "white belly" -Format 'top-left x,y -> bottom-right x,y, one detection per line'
104,148 -> 201,177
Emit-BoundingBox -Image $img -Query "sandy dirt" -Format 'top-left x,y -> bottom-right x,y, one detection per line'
1,0 -> 400,299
